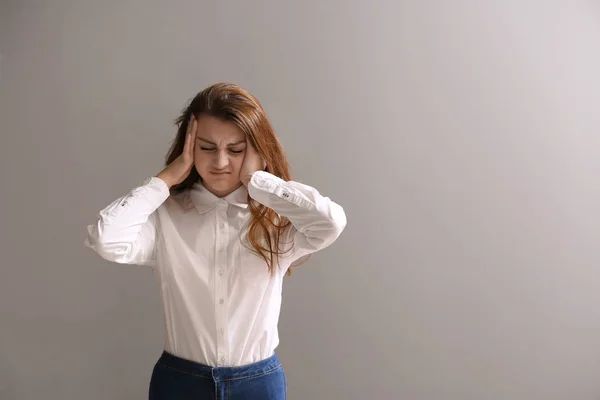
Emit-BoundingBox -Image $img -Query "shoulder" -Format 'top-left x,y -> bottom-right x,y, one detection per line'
161,190 -> 195,213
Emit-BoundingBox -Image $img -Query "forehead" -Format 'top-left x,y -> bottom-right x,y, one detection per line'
195,114 -> 245,144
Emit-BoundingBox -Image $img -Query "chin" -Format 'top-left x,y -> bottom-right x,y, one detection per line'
204,178 -> 242,192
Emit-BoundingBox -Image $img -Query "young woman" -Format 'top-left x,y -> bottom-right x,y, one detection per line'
85,82 -> 347,399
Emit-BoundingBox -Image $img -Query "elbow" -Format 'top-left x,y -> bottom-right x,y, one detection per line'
305,204 -> 347,250
329,203 -> 347,241
84,224 -> 133,264
332,206 -> 348,239
86,239 -> 134,264
84,223 -> 102,252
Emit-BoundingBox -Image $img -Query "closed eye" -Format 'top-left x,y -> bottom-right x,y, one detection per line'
200,146 -> 245,154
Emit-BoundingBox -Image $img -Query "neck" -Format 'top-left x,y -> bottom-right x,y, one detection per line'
205,182 -> 243,198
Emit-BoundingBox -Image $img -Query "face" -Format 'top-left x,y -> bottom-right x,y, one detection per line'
194,114 -> 247,197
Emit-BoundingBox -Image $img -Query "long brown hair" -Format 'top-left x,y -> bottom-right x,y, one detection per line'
165,82 -> 305,276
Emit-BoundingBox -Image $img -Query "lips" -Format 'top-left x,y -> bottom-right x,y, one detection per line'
211,171 -> 230,175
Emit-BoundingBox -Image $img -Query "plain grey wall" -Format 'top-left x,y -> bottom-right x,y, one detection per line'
1,1 -> 600,399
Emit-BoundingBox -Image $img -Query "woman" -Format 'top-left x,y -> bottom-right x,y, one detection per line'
85,82 -> 347,399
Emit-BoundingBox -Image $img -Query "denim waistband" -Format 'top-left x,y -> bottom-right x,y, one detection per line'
157,351 -> 282,382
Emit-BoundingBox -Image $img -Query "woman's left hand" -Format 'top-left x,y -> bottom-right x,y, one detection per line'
240,139 -> 267,187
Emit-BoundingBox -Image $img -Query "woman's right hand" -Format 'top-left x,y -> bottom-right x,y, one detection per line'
156,114 -> 197,188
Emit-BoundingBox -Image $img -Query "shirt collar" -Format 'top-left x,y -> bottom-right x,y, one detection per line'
189,180 -> 249,214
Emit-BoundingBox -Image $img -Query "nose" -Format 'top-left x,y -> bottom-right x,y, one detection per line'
213,150 -> 230,169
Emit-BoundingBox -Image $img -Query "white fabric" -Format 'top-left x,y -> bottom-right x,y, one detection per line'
85,171 -> 346,366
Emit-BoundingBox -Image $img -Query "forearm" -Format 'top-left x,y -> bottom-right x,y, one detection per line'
247,171 -> 347,252
85,176 -> 170,264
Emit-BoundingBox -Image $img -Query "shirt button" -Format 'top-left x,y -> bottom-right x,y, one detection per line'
219,223 -> 225,229
221,356 -> 225,363
220,299 -> 224,304
219,270 -> 224,276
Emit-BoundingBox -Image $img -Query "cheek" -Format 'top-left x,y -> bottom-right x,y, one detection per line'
194,153 -> 209,172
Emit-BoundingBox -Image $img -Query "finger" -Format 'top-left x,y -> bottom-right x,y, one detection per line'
182,122 -> 191,155
181,128 -> 193,159
188,117 -> 197,159
186,113 -> 195,136
246,138 -> 257,155
180,115 -> 192,155
246,139 -> 265,169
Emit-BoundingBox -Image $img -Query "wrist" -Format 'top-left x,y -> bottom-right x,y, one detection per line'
156,171 -> 174,189
241,172 -> 254,187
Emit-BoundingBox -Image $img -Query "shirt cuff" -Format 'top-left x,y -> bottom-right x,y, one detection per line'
248,171 -> 314,209
104,176 -> 170,222
250,170 -> 285,191
145,176 -> 170,193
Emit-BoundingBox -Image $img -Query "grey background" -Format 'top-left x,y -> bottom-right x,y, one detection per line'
1,1 -> 600,399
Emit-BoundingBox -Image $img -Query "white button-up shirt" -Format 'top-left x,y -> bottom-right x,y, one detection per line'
85,171 -> 346,367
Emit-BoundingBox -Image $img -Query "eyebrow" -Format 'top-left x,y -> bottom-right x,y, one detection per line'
196,138 -> 246,146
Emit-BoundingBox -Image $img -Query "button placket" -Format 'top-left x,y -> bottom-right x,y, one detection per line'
214,201 -> 230,366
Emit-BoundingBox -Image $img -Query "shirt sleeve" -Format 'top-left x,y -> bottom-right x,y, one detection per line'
247,171 -> 347,261
84,177 -> 170,266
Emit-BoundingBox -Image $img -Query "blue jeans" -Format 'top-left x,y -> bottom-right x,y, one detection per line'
148,350 -> 287,399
